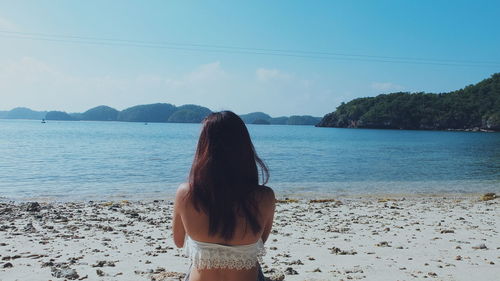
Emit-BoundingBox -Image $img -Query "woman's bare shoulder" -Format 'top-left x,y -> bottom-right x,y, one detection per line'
255,185 -> 275,204
174,183 -> 190,205
177,182 -> 190,194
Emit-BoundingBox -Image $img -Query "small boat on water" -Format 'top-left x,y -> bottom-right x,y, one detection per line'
41,118 -> 46,123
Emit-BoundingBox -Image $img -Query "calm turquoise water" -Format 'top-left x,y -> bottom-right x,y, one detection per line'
0,119 -> 499,200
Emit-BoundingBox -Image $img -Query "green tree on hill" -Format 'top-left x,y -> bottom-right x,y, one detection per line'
167,105 -> 212,123
317,73 -> 500,131
45,111 -> 76,121
82,105 -> 119,121
118,103 -> 176,122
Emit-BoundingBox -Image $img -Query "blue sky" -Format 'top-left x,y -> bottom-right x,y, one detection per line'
0,0 -> 499,116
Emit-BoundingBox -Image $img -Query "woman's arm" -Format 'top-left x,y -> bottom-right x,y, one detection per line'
172,183 -> 188,248
260,187 -> 276,244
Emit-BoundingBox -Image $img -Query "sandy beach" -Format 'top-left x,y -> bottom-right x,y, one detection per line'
0,194 -> 498,281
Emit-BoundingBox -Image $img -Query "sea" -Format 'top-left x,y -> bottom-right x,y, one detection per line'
0,119 -> 499,201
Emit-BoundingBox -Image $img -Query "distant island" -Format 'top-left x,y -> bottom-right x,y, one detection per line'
0,104 -> 321,126
317,73 -> 500,132
239,112 -> 321,125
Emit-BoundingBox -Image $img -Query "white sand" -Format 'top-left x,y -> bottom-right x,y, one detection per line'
0,195 -> 499,281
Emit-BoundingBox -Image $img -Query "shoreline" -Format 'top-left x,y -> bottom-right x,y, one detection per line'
1,190 -> 497,203
1,195 -> 498,280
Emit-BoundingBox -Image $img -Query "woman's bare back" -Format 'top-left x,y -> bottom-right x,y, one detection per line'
172,183 -> 275,281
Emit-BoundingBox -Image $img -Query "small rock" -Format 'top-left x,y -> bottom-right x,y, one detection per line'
153,267 -> 165,273
42,261 -> 54,267
26,202 -> 41,212
24,222 -> 37,233
375,241 -> 391,247
329,246 -> 357,255
455,255 -> 462,260
288,259 -> 303,265
0,207 -> 13,215
92,261 -> 106,267
345,267 -> 364,274
480,193 -> 496,201
96,269 -> 105,276
102,226 -> 113,232
3,262 -> 13,268
92,260 -> 115,267
472,243 -> 487,250
284,267 -> 298,275
51,267 -> 79,280
4,255 -> 21,260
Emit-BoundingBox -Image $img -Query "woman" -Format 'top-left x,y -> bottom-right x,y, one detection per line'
172,111 -> 275,281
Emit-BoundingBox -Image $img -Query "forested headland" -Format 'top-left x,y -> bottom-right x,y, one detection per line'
317,73 -> 500,131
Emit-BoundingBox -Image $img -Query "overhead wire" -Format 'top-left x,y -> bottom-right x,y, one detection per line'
1,30 -> 499,67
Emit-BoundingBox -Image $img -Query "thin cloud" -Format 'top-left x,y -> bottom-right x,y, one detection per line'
0,16 -> 19,30
256,68 -> 291,82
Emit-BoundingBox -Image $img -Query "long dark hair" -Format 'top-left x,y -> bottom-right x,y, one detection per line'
188,111 -> 269,240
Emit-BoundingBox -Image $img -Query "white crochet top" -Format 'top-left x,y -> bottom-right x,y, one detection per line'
184,236 -> 266,270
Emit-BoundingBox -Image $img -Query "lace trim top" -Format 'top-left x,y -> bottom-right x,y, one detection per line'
184,236 -> 266,270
